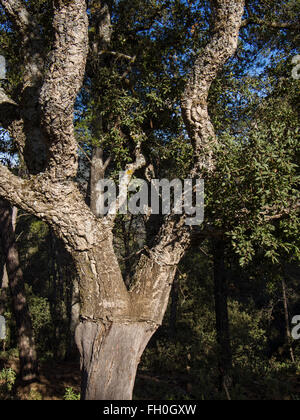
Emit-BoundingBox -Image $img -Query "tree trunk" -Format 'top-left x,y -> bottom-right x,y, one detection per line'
213,240 -> 232,393
0,0 -> 245,400
66,275 -> 80,360
281,276 -> 295,363
0,200 -> 38,383
76,320 -> 157,400
72,245 -> 176,400
169,271 -> 179,339
0,264 -> 9,317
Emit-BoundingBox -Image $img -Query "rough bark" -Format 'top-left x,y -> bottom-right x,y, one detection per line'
39,0 -> 89,180
0,0 -> 245,399
0,264 -> 9,317
0,200 -> 38,383
76,321 -> 156,400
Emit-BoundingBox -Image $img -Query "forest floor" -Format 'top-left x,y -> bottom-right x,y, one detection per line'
0,355 -> 81,400
1,353 -> 300,400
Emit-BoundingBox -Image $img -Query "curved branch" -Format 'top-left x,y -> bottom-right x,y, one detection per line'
241,17 -> 299,30
131,0 -> 246,311
0,0 -> 30,32
182,0 -> 245,173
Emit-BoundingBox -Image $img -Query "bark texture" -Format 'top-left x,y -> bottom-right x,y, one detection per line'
182,0 -> 245,172
76,321 -> 156,400
0,0 -> 245,399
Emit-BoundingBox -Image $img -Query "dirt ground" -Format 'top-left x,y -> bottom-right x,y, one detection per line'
1,357 -> 81,400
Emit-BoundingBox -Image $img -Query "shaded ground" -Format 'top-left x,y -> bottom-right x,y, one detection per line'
0,356 -> 81,400
1,354 -> 299,400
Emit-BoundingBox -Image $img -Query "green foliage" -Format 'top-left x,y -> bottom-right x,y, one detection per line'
0,0 -> 299,401
64,387 -> 80,401
136,245 -> 300,400
0,368 -> 16,397
27,289 -> 53,359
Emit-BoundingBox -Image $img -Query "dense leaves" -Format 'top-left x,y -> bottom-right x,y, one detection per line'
0,0 -> 299,400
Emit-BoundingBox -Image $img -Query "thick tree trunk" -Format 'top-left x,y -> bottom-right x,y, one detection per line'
0,200 -> 38,383
72,241 -> 177,400
76,321 -> 157,400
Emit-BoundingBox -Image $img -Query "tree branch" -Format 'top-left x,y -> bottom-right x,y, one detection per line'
0,0 -> 30,32
182,0 -> 245,173
129,0 -> 246,315
261,201 -> 300,222
99,51 -> 136,62
107,140 -> 146,222
90,147 -> 112,216
39,0 -> 89,180
241,17 -> 299,30
0,163 -> 108,252
0,1 -> 48,174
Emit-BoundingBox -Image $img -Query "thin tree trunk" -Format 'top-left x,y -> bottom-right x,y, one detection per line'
66,275 -> 80,360
0,200 -> 38,383
213,240 -> 232,393
0,264 -> 9,316
169,271 -> 179,339
281,276 -> 295,363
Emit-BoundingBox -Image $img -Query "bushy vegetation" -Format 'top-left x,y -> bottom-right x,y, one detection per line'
0,0 -> 299,400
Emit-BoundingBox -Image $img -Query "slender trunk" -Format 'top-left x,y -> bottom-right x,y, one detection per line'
76,321 -> 157,400
169,271 -> 179,339
0,265 -> 8,351
281,276 -> 295,363
0,200 -> 38,383
66,275 -> 80,360
0,264 -> 9,316
213,240 -> 232,392
49,231 -> 67,360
